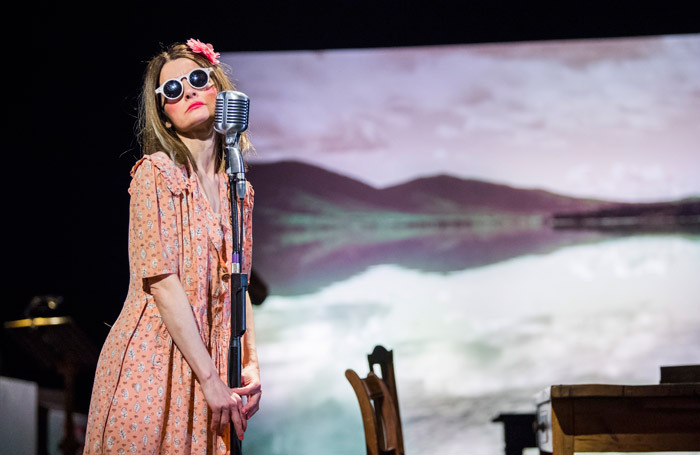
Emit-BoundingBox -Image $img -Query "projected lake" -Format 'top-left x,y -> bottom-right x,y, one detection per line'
243,232 -> 700,454
236,158 -> 700,454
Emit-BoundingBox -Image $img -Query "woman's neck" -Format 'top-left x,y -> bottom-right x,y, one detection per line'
178,132 -> 218,177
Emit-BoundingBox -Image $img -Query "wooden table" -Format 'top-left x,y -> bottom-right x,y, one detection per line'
550,383 -> 700,454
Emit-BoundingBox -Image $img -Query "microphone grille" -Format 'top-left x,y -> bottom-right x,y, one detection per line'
226,97 -> 249,131
214,91 -> 250,135
215,97 -> 225,125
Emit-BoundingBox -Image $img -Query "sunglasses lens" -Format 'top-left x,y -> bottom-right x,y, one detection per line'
189,69 -> 210,88
163,80 -> 183,99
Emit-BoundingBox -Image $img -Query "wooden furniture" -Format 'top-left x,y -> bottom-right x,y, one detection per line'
346,345 -> 405,455
549,382 -> 700,454
661,364 -> 700,384
367,345 -> 403,433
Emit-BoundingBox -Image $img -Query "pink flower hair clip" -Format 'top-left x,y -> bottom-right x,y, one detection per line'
186,38 -> 220,65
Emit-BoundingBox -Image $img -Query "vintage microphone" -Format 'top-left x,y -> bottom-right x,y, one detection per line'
214,90 -> 249,454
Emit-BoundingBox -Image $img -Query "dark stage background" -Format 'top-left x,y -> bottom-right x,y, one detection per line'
10,0 -> 700,429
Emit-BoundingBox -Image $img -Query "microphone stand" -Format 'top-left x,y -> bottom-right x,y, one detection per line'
225,132 -> 247,455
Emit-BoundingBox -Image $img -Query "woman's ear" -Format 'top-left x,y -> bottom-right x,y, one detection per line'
165,120 -> 173,129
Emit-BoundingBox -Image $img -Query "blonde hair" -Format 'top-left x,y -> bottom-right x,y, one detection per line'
137,42 -> 253,174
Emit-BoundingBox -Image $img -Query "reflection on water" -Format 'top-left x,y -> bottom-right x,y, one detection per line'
254,221 -> 627,296
244,234 -> 700,455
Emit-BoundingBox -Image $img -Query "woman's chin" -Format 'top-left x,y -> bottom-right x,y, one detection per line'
178,117 -> 215,138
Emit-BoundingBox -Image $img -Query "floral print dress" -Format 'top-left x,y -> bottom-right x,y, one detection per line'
84,152 -> 253,455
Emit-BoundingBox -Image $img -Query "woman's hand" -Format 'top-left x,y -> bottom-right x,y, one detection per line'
233,365 -> 262,420
200,373 -> 247,439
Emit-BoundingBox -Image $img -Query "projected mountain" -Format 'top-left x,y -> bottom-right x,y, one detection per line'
246,161 -> 698,295
247,160 -> 618,216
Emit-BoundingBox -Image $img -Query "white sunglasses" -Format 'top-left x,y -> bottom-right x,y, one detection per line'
155,67 -> 214,100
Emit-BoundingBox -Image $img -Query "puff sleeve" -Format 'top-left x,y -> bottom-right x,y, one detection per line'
127,156 -> 181,290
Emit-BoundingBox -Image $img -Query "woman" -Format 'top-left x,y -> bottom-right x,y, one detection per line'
84,39 -> 261,455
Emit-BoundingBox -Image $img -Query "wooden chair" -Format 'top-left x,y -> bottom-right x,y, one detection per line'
367,345 -> 401,424
345,345 -> 405,455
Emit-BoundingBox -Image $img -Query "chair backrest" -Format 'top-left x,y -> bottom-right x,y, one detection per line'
345,345 -> 405,455
367,345 -> 401,425
345,370 -> 404,455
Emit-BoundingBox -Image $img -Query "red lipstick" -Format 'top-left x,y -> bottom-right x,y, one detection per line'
187,101 -> 204,112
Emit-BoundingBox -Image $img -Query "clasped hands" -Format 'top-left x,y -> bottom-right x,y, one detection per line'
202,365 -> 261,440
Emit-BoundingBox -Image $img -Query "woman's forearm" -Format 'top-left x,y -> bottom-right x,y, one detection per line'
242,291 -> 259,369
238,290 -> 262,418
149,274 -> 219,383
149,273 -> 249,437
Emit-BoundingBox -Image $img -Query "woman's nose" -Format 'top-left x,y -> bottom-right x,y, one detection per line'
182,77 -> 198,98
